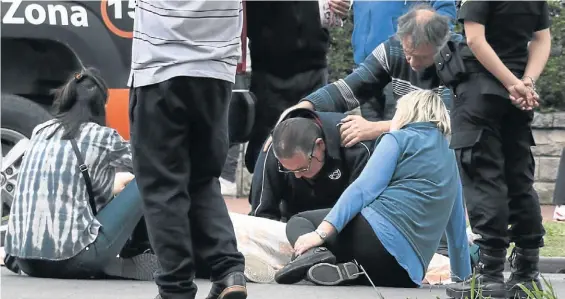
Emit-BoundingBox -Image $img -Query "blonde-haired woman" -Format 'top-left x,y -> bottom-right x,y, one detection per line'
274,90 -> 471,288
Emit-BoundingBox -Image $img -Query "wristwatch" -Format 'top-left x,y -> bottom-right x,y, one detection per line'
315,229 -> 328,240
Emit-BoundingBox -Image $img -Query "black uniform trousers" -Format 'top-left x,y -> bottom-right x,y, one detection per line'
129,76 -> 245,299
450,73 -> 545,250
244,68 -> 328,173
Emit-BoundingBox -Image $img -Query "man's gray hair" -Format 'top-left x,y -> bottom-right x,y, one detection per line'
396,3 -> 451,51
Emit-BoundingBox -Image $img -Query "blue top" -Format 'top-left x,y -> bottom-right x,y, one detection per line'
324,122 -> 471,285
351,1 -> 457,64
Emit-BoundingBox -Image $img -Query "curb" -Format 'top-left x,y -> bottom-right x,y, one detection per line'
504,257 -> 565,274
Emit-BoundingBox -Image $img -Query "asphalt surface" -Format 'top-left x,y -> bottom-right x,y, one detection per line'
2,268 -> 565,299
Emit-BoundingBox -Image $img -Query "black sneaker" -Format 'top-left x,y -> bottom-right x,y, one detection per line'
306,262 -> 362,286
274,247 -> 336,285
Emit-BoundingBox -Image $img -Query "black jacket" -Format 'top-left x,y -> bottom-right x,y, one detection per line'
246,1 -> 330,78
249,110 -> 374,221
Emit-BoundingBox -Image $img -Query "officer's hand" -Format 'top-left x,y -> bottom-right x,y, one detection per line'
339,115 -> 384,148
329,0 -> 351,18
508,82 -> 538,111
262,101 -> 315,152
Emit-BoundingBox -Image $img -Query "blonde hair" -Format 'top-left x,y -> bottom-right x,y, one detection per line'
394,90 -> 451,135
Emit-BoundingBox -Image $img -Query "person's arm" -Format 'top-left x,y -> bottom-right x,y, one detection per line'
300,42 -> 392,113
107,130 -> 133,172
321,134 -> 400,234
460,2 -> 521,90
445,178 -> 472,282
430,0 -> 457,31
250,143 -> 283,221
523,2 -> 551,84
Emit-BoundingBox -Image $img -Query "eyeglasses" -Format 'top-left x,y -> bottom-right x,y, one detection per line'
277,140 -> 318,174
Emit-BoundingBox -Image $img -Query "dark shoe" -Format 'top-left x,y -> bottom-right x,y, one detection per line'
306,262 -> 362,286
206,272 -> 247,299
446,248 -> 507,299
506,247 -> 543,298
3,254 -> 21,274
274,247 -> 336,285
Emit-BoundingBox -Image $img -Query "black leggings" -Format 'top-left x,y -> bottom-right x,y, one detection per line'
286,208 -> 417,288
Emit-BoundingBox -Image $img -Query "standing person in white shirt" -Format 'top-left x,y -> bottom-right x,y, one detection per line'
128,1 -> 247,299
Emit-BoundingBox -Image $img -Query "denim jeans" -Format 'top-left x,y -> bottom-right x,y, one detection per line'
17,180 -> 143,279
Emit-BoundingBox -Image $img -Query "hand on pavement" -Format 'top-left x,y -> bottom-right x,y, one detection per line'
339,115 -> 386,148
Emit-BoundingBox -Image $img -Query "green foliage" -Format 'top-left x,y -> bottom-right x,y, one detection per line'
327,2 -> 565,111
328,15 -> 354,83
537,0 -> 565,112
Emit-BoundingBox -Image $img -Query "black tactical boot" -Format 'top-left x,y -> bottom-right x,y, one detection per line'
506,247 -> 543,298
446,248 -> 507,299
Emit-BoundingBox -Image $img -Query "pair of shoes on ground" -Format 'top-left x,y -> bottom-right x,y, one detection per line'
274,247 -> 362,286
446,247 -> 543,299
154,272 -> 248,299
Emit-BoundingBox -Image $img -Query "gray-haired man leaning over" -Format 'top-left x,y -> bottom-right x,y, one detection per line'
279,4 -> 459,145
128,2 -> 247,299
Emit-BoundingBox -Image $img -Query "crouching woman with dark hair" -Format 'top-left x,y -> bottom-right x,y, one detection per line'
274,90 -> 472,287
3,68 -> 157,280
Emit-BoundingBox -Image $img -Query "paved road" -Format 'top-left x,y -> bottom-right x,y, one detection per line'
3,268 -> 565,299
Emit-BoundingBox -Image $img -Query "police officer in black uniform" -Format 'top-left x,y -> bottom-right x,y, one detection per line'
446,1 -> 551,298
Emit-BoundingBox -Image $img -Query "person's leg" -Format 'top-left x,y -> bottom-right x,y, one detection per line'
275,208 -> 337,284
130,79 -> 198,299
181,77 -> 246,298
220,144 -> 239,196
446,86 -> 509,298
553,149 -> 565,220
17,180 -> 145,279
503,109 -> 545,297
307,215 -> 416,288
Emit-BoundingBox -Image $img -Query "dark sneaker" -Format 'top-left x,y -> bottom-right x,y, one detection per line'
307,262 -> 362,286
506,247 -> 543,299
274,247 -> 336,285
206,272 -> 247,299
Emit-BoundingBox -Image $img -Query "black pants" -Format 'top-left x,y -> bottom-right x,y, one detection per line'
129,76 -> 245,299
553,148 -> 565,205
244,69 -> 328,173
286,208 -> 416,288
450,73 -> 545,250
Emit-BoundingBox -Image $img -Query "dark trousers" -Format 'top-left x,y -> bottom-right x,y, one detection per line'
450,73 -> 545,250
285,208 -> 416,288
17,181 -> 143,278
129,76 -> 245,299
553,148 -> 565,205
244,69 -> 328,173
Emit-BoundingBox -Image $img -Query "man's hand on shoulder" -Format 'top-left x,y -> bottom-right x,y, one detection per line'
339,116 -> 389,148
262,101 -> 315,152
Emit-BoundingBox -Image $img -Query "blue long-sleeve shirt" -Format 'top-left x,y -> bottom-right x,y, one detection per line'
325,123 -> 471,285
